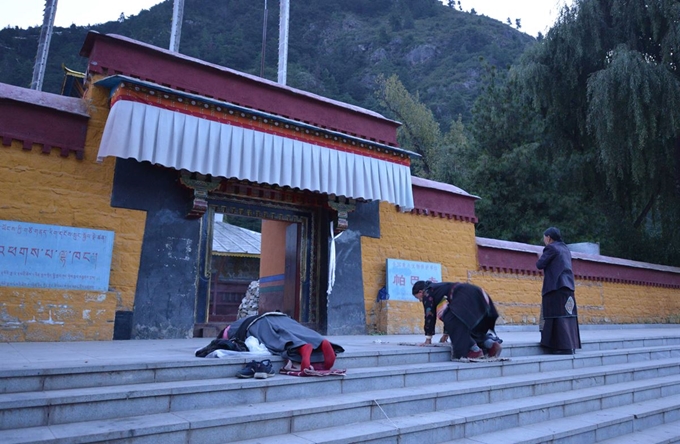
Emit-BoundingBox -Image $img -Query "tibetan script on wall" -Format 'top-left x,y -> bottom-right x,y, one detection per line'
0,220 -> 114,291
386,258 -> 442,301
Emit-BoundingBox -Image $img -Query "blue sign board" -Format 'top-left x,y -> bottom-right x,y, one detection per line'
0,220 -> 115,291
385,258 -> 442,301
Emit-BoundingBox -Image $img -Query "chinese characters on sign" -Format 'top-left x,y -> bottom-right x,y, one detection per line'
385,258 -> 442,301
0,220 -> 114,291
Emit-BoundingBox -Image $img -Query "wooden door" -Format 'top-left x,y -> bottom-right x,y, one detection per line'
282,223 -> 301,319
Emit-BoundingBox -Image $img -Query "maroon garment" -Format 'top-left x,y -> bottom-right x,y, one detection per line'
540,288 -> 581,351
537,239 -> 581,352
420,282 -> 500,359
536,241 -> 575,296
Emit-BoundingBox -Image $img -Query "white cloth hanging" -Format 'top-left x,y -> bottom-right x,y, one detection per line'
327,222 -> 344,296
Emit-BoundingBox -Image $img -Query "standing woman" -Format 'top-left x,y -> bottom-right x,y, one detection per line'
536,227 -> 582,354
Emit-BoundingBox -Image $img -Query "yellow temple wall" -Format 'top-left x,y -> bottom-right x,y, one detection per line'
362,201 -> 477,334
363,202 -> 680,335
0,83 -> 146,342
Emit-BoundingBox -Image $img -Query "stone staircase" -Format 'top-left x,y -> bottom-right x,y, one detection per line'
2,331 -> 680,443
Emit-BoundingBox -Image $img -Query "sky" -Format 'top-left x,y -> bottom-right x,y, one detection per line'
1,0 -> 164,29
2,0 -> 573,38
459,0 -> 573,37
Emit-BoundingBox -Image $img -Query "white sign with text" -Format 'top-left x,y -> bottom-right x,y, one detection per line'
385,258 -> 442,301
0,220 -> 114,291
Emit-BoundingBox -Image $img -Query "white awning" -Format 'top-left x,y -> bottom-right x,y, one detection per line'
97,100 -> 414,209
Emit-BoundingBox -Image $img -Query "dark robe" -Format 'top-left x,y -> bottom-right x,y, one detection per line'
448,283 -> 498,358
537,241 -> 581,352
423,282 -> 500,359
228,312 -> 344,363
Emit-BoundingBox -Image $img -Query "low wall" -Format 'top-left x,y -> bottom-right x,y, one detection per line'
475,238 -> 680,326
365,199 -> 680,335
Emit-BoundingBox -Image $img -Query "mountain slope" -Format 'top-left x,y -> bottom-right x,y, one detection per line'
0,0 -> 534,127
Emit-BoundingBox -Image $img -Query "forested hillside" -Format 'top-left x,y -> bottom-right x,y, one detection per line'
0,0 -> 533,127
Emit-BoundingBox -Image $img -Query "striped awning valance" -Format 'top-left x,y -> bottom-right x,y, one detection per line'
97,90 -> 415,209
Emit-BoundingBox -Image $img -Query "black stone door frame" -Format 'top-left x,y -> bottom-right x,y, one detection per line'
195,194 -> 327,330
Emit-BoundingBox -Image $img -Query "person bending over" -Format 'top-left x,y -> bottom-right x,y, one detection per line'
412,281 -> 502,359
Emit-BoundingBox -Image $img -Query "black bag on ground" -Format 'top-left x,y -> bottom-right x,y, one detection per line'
195,338 -> 249,357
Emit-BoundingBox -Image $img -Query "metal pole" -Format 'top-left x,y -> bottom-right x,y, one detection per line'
31,0 -> 58,91
260,0 -> 268,78
169,0 -> 185,52
277,0 -> 290,85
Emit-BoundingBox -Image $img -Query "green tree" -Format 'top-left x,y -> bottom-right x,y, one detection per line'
467,64 -> 569,243
374,74 -> 468,183
512,0 -> 680,265
468,59 -> 617,245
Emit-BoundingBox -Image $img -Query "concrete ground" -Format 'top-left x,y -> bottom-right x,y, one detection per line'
1,324 -> 679,372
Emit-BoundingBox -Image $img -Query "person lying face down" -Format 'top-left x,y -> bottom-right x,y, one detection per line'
221,312 -> 343,370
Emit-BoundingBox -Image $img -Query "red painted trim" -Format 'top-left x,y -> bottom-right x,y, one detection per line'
0,94 -> 88,159
216,179 -> 329,208
571,259 -> 680,287
81,32 -> 400,146
477,244 -> 680,289
477,246 -> 542,276
410,180 -> 478,222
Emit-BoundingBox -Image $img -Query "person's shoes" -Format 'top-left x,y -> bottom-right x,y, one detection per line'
466,349 -> 484,359
254,359 -> 275,379
236,360 -> 260,378
552,349 -> 575,355
487,342 -> 502,358
486,330 -> 503,344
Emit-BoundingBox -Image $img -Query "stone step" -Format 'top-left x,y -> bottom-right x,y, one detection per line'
2,329 -> 680,443
4,330 -> 680,396
443,394 -> 680,443
0,345 -> 452,394
597,418 -> 680,444
1,344 -> 679,430
2,352 -> 680,443
230,386 -> 680,444
4,332 -> 680,396
3,337 -> 679,394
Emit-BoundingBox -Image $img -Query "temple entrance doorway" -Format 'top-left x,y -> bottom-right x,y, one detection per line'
206,213 -> 262,324
195,191 -> 327,336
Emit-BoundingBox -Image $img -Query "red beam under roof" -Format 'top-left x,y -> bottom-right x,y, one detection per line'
80,32 -> 401,146
0,83 -> 89,159
410,176 -> 479,222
